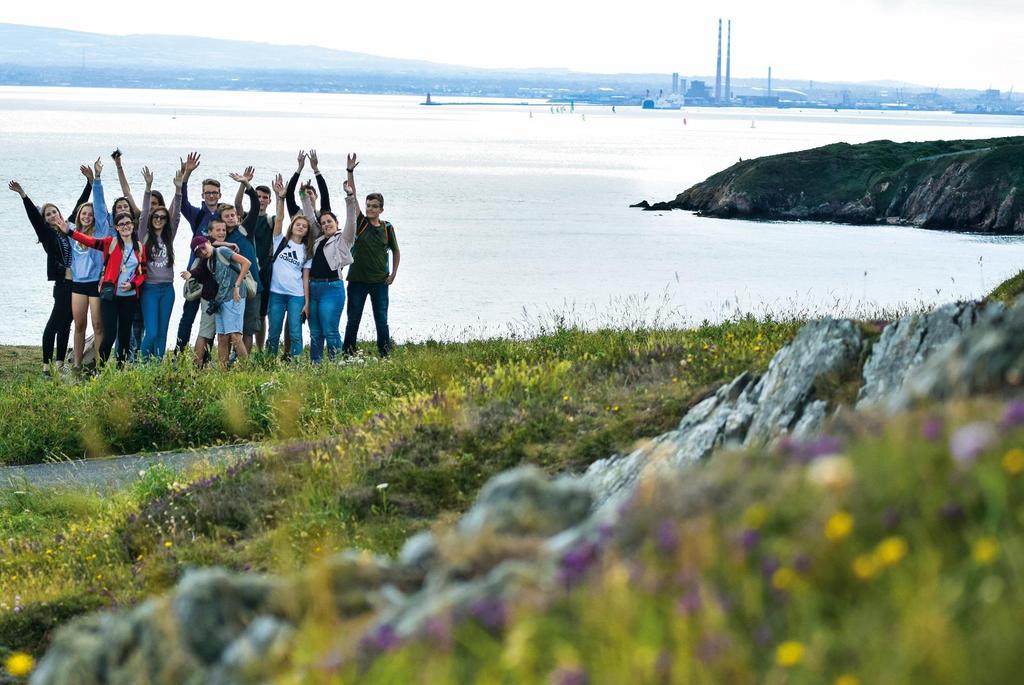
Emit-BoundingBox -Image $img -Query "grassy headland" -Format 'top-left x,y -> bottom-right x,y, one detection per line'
657,136 -> 1024,232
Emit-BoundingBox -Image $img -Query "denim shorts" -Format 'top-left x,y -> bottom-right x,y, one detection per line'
216,297 -> 244,335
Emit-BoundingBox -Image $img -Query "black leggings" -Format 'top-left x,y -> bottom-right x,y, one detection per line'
43,281 -> 73,365
99,295 -> 139,366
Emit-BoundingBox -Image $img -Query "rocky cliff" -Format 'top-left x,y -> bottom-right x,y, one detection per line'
640,137 -> 1024,233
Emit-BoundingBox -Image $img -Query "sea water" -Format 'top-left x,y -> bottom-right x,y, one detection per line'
2,86 -> 1023,346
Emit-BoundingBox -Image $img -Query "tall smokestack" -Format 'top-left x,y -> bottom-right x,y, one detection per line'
715,19 -> 722,103
768,66 -> 772,97
725,20 -> 732,104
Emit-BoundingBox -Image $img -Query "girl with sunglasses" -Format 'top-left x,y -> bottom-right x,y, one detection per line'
137,165 -> 183,359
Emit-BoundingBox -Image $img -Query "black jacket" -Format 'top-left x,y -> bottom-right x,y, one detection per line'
21,181 -> 90,282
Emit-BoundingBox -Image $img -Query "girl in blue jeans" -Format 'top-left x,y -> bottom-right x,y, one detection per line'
300,179 -> 357,363
266,175 -> 312,358
138,165 -> 183,359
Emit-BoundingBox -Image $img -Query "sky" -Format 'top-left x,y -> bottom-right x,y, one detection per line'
2,0 -> 1021,89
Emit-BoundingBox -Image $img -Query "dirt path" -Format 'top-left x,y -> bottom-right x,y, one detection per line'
0,444 -> 257,492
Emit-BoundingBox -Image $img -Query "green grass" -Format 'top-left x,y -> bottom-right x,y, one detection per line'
0,317 -> 800,659
987,269 -> 1024,304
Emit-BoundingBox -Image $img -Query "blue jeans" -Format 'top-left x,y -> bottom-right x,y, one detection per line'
175,297 -> 201,352
140,282 -> 175,360
343,281 -> 390,357
308,280 -> 346,363
267,291 -> 305,358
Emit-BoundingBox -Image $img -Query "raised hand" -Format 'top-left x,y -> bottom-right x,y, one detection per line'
229,172 -> 245,184
184,151 -> 201,173
343,180 -> 354,196
8,180 -> 25,197
296,150 -> 307,173
243,166 -> 255,183
309,149 -> 320,173
54,216 -> 69,234
93,157 -> 103,179
346,153 -> 358,172
141,166 -> 154,188
173,166 -> 184,190
272,173 -> 285,198
80,164 -> 94,182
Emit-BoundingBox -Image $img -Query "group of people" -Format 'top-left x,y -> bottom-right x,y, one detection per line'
10,149 -> 400,372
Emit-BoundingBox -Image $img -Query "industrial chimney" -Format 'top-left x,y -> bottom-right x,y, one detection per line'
715,19 -> 722,103
725,20 -> 732,104
768,66 -> 772,97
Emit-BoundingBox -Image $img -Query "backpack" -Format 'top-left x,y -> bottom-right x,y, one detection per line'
356,216 -> 393,245
214,248 -> 258,299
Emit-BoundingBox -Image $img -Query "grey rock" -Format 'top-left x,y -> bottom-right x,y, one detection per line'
858,301 -> 988,409
457,465 -> 593,538
216,616 -> 295,684
895,297 -> 1024,406
744,319 -> 864,446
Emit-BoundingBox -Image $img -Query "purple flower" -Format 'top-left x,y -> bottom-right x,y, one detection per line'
423,614 -> 453,649
655,519 -> 680,553
677,588 -> 702,615
782,435 -> 845,464
881,507 -> 902,530
696,633 -> 730,664
794,553 -> 812,574
760,557 -> 781,580
922,417 -> 944,442
940,501 -> 966,522
949,422 -> 997,467
359,624 -> 399,654
549,667 -> 589,685
739,528 -> 761,550
559,541 -> 599,589
754,622 -> 773,647
1000,400 -> 1024,430
469,596 -> 506,631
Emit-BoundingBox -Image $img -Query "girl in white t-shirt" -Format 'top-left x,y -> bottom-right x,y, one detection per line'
266,208 -> 316,358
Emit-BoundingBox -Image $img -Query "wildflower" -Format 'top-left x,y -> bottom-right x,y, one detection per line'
164,541 -> 173,549
972,537 -> 999,566
921,417 -> 944,442
852,554 -> 879,581
550,666 -> 589,685
655,519 -> 680,553
4,652 -> 34,677
1002,448 -> 1024,475
1000,399 -> 1024,430
772,567 -> 796,591
825,511 -> 854,542
739,528 -> 761,550
559,540 -> 599,588
875,536 -> 908,567
469,596 -> 507,631
678,588 -> 702,615
835,676 -> 860,685
949,422 -> 997,467
743,503 -> 768,529
376,482 -> 389,491
775,640 -> 805,667
807,455 -> 855,491
359,624 -> 399,654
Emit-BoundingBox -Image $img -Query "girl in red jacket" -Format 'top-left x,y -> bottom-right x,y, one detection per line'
58,211 -> 146,367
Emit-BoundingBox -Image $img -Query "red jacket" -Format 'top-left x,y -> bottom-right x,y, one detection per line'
69,230 -> 147,292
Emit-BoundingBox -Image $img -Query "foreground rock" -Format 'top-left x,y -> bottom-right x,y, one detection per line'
31,296 -> 1021,684
638,137 -> 1024,233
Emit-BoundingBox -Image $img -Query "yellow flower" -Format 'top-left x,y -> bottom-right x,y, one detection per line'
835,676 -> 860,685
875,536 -> 908,567
164,541 -> 173,549
5,651 -> 34,677
1003,448 -> 1024,475
775,641 -> 805,667
743,504 -> 768,529
972,537 -> 999,566
825,511 -> 854,542
772,567 -> 796,591
852,554 -> 879,581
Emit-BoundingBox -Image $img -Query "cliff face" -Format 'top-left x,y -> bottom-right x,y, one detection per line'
654,137 -> 1024,233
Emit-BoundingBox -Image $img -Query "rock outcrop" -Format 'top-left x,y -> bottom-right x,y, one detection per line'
638,138 -> 1024,233
31,297 -> 1022,685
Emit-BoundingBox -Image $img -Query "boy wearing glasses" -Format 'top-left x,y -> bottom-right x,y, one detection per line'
175,151 -> 224,352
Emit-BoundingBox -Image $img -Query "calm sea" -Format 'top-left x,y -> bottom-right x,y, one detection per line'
2,87 -> 1023,346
